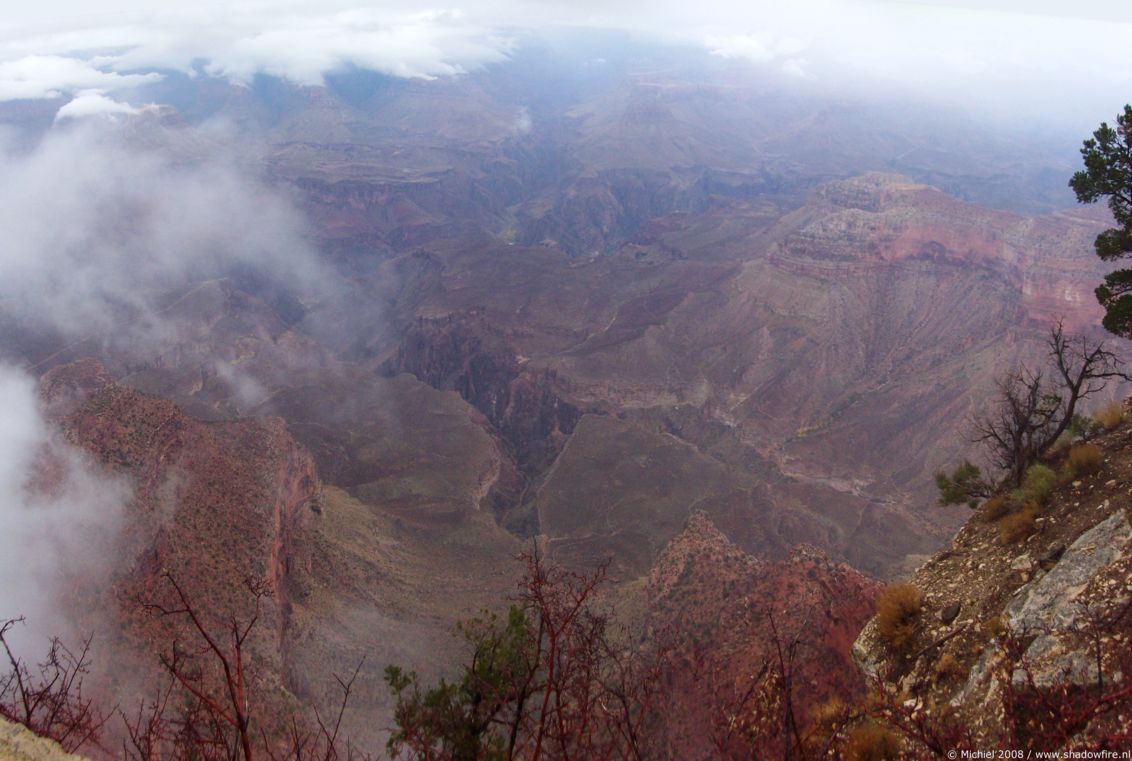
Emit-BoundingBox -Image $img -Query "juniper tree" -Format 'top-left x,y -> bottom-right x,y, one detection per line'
1070,104 -> 1132,336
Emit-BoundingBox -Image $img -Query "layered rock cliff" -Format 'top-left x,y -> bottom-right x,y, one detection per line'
38,359 -> 320,715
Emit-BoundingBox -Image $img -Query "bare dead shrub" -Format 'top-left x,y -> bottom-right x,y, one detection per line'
0,618 -> 108,753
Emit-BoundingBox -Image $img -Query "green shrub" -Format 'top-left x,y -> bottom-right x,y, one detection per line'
1065,443 -> 1103,478
935,459 -> 990,508
1068,413 -> 1095,437
1021,463 -> 1057,504
874,583 -> 922,651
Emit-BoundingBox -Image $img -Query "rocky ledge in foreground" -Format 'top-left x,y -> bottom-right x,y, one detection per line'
853,406 -> 1132,749
0,718 -> 87,761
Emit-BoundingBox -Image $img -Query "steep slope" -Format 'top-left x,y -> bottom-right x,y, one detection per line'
35,359 -> 524,748
40,359 -> 319,711
367,173 -> 1113,578
648,513 -> 881,759
852,402 -> 1132,750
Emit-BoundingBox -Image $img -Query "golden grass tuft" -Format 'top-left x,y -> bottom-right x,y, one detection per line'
874,583 -> 922,652
803,697 -> 849,754
933,652 -> 962,683
996,501 -> 1039,544
842,721 -> 903,761
1064,443 -> 1103,478
1094,400 -> 1125,430
979,494 -> 1013,523
982,615 -> 1007,640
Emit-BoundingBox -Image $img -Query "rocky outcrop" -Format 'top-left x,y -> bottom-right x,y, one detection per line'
852,409 -> 1132,747
776,174 -> 1105,330
649,513 -> 881,759
39,360 -> 320,716
512,167 -> 773,256
1007,509 -> 1131,632
0,718 -> 87,761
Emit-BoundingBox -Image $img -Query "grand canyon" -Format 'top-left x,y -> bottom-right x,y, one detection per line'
1,7 -> 1131,759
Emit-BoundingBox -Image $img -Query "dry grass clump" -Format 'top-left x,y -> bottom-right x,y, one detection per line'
1049,430 -> 1074,454
1094,400 -> 1125,431
1064,443 -> 1103,478
982,616 -> 1007,640
980,462 -> 1055,526
842,721 -> 902,761
874,583 -> 922,651
933,652 -> 963,683
980,494 -> 1013,523
803,698 -> 849,754
996,501 -> 1039,544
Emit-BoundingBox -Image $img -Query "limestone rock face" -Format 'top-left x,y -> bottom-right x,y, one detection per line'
1007,511 -> 1132,632
0,718 -> 87,761
1004,511 -> 1132,687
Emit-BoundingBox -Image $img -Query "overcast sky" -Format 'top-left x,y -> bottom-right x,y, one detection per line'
0,0 -> 1129,131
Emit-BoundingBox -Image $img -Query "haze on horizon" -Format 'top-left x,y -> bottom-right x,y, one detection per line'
0,0 -> 1128,134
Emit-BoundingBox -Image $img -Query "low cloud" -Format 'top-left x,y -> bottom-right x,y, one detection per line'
213,360 -> 270,411
0,123 -> 323,351
0,364 -> 128,651
0,116 -> 326,651
513,105 -> 532,134
0,55 -> 160,100
54,91 -> 145,121
0,6 -> 512,106
0,1 -> 1129,130
201,9 -> 512,84
706,32 -> 808,64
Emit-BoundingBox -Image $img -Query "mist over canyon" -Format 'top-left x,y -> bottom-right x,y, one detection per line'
0,12 -> 1130,757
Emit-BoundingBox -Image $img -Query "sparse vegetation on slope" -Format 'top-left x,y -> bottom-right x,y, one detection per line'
1064,443 -> 1103,478
937,321 -> 1127,503
853,397 -> 1132,754
1094,400 -> 1125,430
994,500 -> 1039,544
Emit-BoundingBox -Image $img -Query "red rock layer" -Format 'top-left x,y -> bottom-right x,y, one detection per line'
39,359 -> 318,712
647,512 -> 881,759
